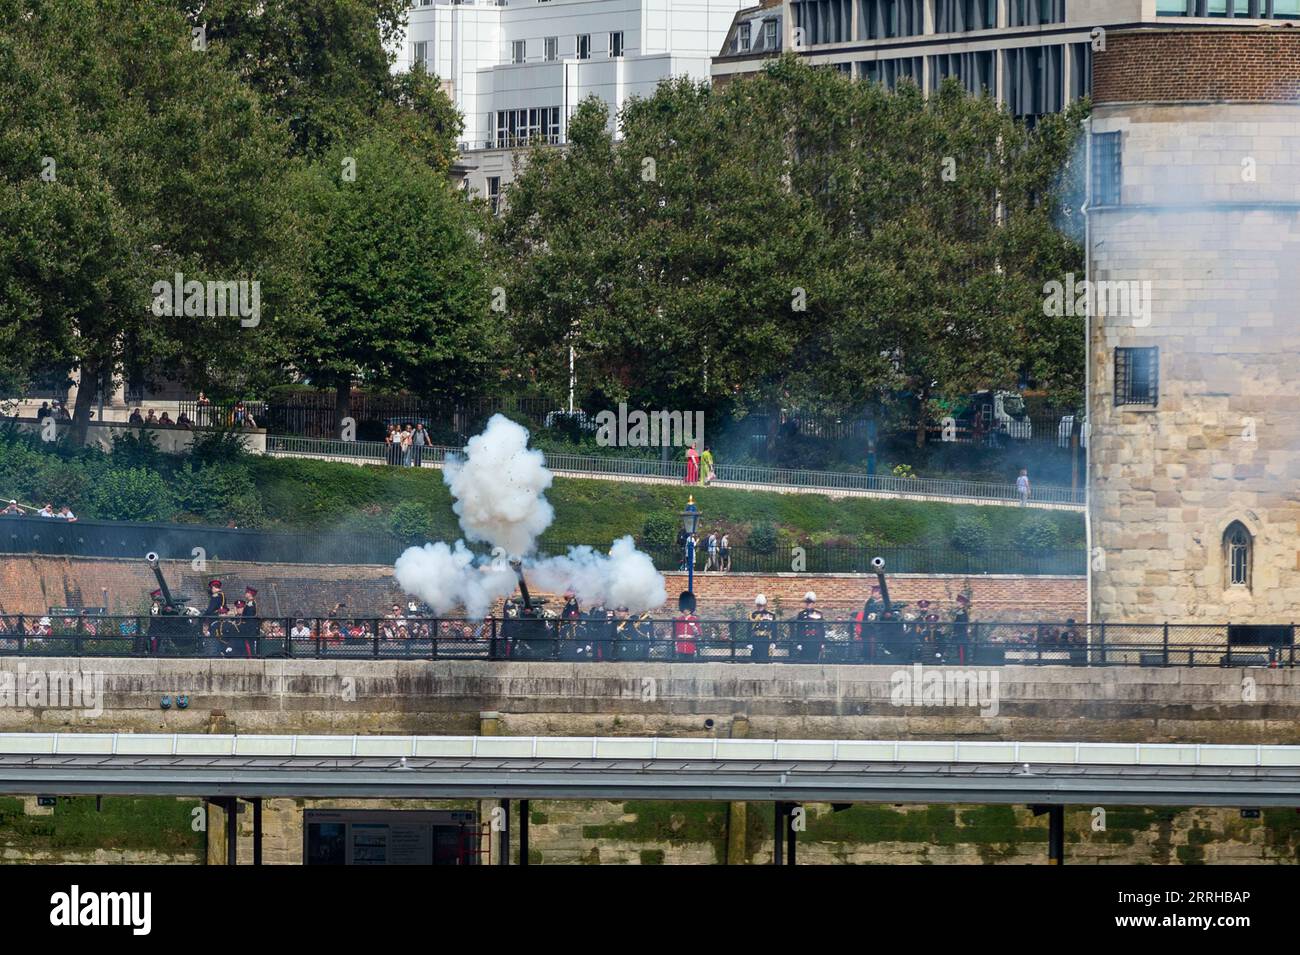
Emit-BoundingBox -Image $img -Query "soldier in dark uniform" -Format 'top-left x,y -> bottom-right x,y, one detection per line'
143,589 -> 165,655
241,587 -> 260,657
560,591 -> 582,660
952,593 -> 971,663
614,607 -> 653,661
203,579 -> 231,656
582,603 -> 612,660
792,591 -> 824,662
748,594 -> 776,662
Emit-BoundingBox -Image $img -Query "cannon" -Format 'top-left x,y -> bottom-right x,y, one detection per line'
503,560 -> 553,659
145,553 -> 199,653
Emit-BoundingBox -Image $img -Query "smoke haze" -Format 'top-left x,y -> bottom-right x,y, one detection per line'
394,414 -> 667,617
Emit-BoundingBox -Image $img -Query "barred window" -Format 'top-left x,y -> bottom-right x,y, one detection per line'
1225,522 -> 1251,588
1091,130 -> 1121,206
1114,347 -> 1158,407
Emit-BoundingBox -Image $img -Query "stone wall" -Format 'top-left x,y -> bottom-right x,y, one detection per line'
0,554 -> 1085,619
7,656 -> 1299,743
1088,30 -> 1300,622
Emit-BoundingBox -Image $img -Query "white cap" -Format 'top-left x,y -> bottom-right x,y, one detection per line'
754,594 -> 767,606
804,591 -> 816,602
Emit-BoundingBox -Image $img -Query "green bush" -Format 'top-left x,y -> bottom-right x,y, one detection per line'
951,515 -> 993,552
748,521 -> 777,555
389,500 -> 436,542
92,468 -> 175,522
110,429 -> 162,472
1012,514 -> 1062,552
187,428 -> 251,467
640,512 -> 679,550
173,463 -> 261,525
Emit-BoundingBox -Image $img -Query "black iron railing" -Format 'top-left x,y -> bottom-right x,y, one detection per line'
0,615 -> 1292,668
0,515 -> 1086,574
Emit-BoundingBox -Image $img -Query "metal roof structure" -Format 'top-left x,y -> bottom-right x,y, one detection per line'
0,734 -> 1297,806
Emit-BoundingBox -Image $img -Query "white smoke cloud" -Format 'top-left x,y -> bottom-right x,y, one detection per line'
394,540 -> 518,619
393,416 -> 667,619
526,536 -> 667,613
443,413 -> 554,558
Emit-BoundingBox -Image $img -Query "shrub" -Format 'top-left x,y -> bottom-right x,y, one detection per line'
110,429 -> 162,472
389,501 -> 436,542
173,463 -> 262,525
1013,514 -> 1062,552
640,512 -> 679,551
747,520 -> 777,555
187,428 -> 251,467
92,468 -> 174,522
951,515 -> 993,552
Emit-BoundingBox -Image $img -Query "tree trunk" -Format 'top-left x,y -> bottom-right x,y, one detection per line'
70,357 -> 100,448
914,391 -> 928,449
334,377 -> 351,433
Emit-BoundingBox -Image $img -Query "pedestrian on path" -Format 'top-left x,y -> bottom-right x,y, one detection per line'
700,445 -> 715,485
685,442 -> 700,484
1016,468 -> 1030,506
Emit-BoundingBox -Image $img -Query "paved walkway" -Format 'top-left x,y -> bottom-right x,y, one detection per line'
265,437 -> 1084,512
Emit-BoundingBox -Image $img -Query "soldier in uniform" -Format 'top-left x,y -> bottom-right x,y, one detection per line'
748,594 -> 776,662
792,591 -> 825,662
203,579 -> 231,656
673,591 -> 700,661
560,590 -> 582,659
952,593 -> 971,663
241,587 -> 260,657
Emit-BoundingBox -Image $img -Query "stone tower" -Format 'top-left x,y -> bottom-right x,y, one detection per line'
1087,26 -> 1300,623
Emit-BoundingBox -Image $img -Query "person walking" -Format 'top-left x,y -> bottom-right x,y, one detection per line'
401,424 -> 414,466
700,445 -> 715,485
705,529 -> 719,571
685,442 -> 700,485
719,532 -> 731,572
1016,468 -> 1030,506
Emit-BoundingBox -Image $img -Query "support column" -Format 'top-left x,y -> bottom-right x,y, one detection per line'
726,715 -> 750,865
519,799 -> 530,866
1048,805 -> 1064,865
499,798 -> 511,866
478,711 -> 502,864
786,803 -> 798,866
773,803 -> 784,866
225,798 -> 238,866
252,798 -> 263,866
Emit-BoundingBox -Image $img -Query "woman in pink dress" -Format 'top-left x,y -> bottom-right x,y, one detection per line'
685,443 -> 700,484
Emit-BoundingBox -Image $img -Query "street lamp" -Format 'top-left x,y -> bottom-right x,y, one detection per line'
680,496 -> 701,594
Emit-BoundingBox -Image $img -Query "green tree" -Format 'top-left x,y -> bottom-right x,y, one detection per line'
0,0 -> 307,445
289,134 -> 497,424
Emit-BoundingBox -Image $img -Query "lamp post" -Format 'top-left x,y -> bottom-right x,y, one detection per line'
680,496 -> 701,595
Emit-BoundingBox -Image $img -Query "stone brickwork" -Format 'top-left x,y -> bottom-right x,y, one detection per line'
1089,30 -> 1300,622
0,554 -> 1084,620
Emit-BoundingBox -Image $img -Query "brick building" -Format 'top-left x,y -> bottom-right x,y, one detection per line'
1087,26 -> 1300,622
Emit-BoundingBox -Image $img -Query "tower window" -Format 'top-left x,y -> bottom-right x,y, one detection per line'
1091,131 -> 1122,207
1225,521 -> 1252,589
1114,347 -> 1158,407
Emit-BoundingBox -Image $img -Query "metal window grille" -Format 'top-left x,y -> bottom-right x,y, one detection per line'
1114,347 -> 1158,407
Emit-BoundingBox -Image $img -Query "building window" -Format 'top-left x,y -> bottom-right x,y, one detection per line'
511,40 -> 526,64
1225,521 -> 1252,588
412,41 -> 428,69
763,19 -> 778,48
544,36 -> 558,61
609,31 -> 623,57
495,106 -> 562,147
577,34 -> 591,59
738,22 -> 752,50
486,176 -> 501,215
1114,347 -> 1158,407
1091,131 -> 1122,207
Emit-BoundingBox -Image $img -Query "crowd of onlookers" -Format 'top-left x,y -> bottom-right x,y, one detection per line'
31,393 -> 260,431
384,423 -> 430,466
1,499 -> 76,521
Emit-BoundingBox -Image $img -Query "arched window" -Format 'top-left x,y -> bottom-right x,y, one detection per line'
1224,522 -> 1252,589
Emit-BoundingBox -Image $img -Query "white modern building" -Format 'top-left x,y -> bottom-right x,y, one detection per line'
712,0 -> 1300,121
398,0 -> 747,203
